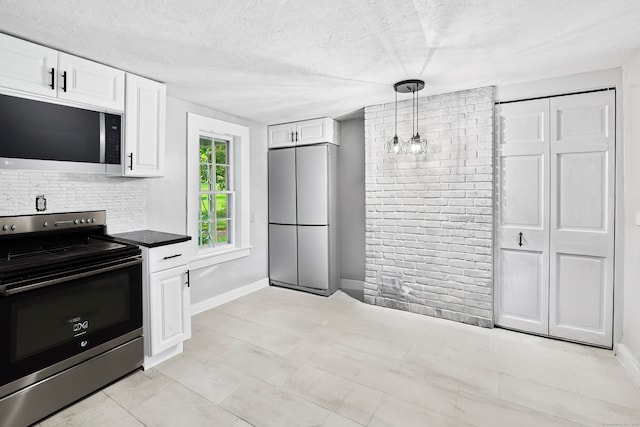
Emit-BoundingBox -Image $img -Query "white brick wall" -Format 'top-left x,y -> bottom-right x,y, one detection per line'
364,86 -> 495,328
0,170 -> 147,233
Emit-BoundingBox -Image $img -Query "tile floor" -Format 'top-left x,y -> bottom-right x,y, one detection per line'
37,286 -> 640,426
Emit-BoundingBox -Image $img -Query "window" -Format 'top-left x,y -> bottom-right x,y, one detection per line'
188,113 -> 251,268
199,137 -> 233,248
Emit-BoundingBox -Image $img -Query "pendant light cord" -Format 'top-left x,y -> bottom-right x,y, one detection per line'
416,88 -> 419,137
394,89 -> 398,138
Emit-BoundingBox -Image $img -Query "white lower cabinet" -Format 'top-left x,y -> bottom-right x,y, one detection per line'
142,242 -> 191,368
149,266 -> 191,355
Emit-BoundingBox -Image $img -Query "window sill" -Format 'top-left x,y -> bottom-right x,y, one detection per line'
189,246 -> 252,270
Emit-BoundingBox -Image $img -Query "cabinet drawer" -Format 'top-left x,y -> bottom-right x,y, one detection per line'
148,242 -> 189,273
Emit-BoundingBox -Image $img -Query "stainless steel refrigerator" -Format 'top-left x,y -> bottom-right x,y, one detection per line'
268,143 -> 339,295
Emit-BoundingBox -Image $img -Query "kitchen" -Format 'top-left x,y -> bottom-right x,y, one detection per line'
1,1 -> 640,426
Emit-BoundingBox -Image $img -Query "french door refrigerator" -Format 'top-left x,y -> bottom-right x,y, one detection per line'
268,143 -> 339,295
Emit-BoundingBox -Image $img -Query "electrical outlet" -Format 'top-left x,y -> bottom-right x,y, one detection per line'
36,195 -> 47,212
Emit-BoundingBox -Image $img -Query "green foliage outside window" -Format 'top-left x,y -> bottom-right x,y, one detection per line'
199,138 -> 231,246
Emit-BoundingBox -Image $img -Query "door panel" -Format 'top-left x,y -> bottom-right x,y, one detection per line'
549,91 -> 615,347
268,148 -> 296,224
296,145 -> 328,225
269,224 -> 297,286
555,254 -> 605,331
495,99 -> 550,334
298,226 -> 329,290
499,249 -> 546,333
502,156 -> 543,227
558,152 -> 607,231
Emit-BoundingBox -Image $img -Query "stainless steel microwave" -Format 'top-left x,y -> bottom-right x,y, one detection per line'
0,94 -> 122,174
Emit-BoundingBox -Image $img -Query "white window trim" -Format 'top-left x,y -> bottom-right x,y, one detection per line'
187,113 -> 251,268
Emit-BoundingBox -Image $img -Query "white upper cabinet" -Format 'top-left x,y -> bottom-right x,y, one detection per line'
123,74 -> 166,177
0,33 -> 124,112
268,117 -> 339,148
269,122 -> 296,148
0,33 -> 57,97
57,53 -> 124,111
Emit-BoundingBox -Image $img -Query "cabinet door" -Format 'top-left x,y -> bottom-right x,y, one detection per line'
123,74 -> 166,177
149,266 -> 191,355
296,118 -> 329,146
269,123 -> 296,148
57,52 -> 125,111
0,33 -> 57,97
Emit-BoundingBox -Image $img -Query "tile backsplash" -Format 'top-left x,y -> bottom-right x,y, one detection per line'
0,170 -> 147,233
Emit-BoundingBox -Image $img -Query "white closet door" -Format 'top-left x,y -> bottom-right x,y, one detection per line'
549,91 -> 615,347
495,99 -> 550,335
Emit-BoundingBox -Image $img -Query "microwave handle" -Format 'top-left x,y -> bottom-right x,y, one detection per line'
99,113 -> 106,163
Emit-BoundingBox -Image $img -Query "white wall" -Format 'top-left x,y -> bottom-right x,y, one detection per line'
338,118 -> 365,285
146,97 -> 268,304
622,49 -> 640,371
364,87 -> 496,327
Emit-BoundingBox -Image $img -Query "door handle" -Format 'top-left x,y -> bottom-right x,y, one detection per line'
295,131 -> 298,142
518,232 -> 523,247
128,153 -> 133,170
186,270 -> 190,288
49,67 -> 55,90
62,71 -> 67,92
291,132 -> 294,142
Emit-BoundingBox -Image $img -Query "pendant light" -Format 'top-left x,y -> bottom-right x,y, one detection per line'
385,87 -> 404,154
385,79 -> 427,154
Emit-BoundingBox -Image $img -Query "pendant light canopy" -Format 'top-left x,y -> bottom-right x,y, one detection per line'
385,79 -> 427,154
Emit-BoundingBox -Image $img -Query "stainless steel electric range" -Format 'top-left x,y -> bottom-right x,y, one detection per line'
0,211 -> 143,427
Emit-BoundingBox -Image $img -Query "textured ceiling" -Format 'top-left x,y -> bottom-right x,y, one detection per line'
1,0 -> 640,124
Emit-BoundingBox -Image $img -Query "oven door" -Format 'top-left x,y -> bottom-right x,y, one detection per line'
0,257 -> 142,394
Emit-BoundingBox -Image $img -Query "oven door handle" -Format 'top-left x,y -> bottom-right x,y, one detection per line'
2,257 -> 142,296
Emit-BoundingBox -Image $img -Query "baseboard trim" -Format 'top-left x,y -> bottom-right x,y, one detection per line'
615,343 -> 640,387
340,278 -> 364,291
190,278 -> 269,316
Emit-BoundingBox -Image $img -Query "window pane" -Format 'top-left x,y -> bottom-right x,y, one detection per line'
215,165 -> 228,191
199,221 -> 211,246
200,194 -> 212,221
216,194 -> 231,219
200,137 -> 213,192
216,219 -> 229,244
214,140 -> 227,165
200,137 -> 212,162
200,164 -> 211,189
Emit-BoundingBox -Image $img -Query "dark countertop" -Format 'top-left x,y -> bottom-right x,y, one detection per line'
110,230 -> 191,248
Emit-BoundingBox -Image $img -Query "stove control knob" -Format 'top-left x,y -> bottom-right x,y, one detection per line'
10,224 -> 16,231
81,219 -> 85,224
2,225 -> 7,231
43,221 -> 48,227
73,219 -> 79,225
92,218 -> 96,223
